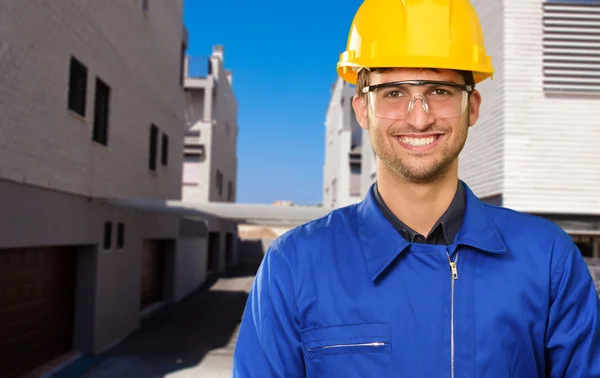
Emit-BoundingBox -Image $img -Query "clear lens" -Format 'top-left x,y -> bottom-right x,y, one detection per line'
368,83 -> 469,120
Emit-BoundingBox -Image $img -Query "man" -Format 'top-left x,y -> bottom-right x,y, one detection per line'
232,0 -> 600,376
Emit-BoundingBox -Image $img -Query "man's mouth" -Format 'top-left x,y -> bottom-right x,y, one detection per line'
393,133 -> 444,151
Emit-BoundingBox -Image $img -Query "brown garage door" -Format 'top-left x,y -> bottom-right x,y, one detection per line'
0,246 -> 77,378
140,240 -> 165,310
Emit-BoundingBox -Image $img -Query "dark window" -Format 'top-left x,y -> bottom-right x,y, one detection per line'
227,181 -> 233,201
68,56 -> 87,117
161,133 -> 169,166
216,170 -> 223,196
149,124 -> 158,171
92,78 -> 110,145
142,0 -> 149,12
117,223 -> 125,249
103,221 -> 112,249
179,43 -> 186,86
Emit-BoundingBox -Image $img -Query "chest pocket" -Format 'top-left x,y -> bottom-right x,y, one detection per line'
301,322 -> 393,378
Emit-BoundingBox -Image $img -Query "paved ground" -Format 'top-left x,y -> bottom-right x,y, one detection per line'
69,264 -> 258,378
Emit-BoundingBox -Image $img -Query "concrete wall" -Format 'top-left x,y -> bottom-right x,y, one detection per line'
0,178 -> 214,355
175,236 -> 208,302
182,120 -> 213,201
205,217 -> 239,273
209,47 -> 238,203
0,0 -> 186,200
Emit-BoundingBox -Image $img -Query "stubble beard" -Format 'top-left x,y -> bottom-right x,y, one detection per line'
367,117 -> 469,184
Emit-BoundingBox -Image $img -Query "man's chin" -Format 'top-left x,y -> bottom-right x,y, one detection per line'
388,162 -> 449,183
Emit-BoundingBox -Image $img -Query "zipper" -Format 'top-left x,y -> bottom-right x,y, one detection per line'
446,249 -> 459,378
307,342 -> 387,352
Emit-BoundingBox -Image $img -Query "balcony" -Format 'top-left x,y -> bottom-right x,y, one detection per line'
187,56 -> 210,79
184,143 -> 205,160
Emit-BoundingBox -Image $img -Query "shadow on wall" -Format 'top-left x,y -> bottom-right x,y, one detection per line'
233,237 -> 276,271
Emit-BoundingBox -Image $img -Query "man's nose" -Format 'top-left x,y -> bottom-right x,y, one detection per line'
406,95 -> 435,130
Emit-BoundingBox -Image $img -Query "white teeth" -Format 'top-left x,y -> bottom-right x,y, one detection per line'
398,136 -> 436,146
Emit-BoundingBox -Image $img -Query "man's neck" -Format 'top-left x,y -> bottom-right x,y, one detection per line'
376,162 -> 460,237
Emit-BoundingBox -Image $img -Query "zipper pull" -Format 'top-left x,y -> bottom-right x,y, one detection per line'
449,261 -> 458,280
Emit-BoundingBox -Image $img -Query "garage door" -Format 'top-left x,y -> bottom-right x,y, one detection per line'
0,246 -> 77,378
140,240 -> 165,310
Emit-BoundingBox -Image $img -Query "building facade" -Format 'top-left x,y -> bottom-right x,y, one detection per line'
322,77 -> 364,208
462,0 -> 600,259
183,45 -> 239,204
0,2 -> 236,377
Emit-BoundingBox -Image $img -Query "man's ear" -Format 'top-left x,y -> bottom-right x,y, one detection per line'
468,90 -> 482,127
352,94 -> 369,130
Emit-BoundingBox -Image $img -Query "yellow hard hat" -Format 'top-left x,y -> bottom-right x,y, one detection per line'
337,0 -> 494,85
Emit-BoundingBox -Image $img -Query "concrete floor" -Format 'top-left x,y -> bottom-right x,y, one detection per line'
72,264 -> 258,378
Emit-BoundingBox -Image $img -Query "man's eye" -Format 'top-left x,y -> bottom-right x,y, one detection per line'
385,91 -> 402,98
432,89 -> 451,95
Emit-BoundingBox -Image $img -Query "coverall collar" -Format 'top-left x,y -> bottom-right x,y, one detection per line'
357,180 -> 508,281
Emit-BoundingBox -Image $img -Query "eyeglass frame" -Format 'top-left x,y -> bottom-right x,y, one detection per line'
360,80 -> 475,120
361,80 -> 474,94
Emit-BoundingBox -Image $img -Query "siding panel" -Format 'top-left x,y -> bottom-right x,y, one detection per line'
504,0 -> 600,214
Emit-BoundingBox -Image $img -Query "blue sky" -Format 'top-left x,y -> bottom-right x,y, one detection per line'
183,0 -> 363,205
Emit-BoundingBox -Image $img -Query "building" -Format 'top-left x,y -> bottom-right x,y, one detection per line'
182,45 -> 240,275
0,2 -> 235,377
322,77 -> 364,208
183,45 -> 238,204
462,0 -> 600,259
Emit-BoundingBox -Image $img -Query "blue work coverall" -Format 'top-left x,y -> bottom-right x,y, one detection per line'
232,182 -> 600,377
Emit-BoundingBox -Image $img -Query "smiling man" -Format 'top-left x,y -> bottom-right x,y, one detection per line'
232,0 -> 600,377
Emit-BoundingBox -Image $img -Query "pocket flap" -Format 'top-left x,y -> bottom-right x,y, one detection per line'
301,322 -> 390,350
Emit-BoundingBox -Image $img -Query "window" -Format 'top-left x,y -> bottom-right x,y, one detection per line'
179,43 -> 186,87
161,133 -> 169,166
116,223 -> 125,249
227,181 -> 234,202
216,170 -> 223,196
68,56 -> 87,117
92,78 -> 110,145
149,124 -> 159,171
142,0 -> 149,12
103,221 -> 112,250
543,1 -> 600,93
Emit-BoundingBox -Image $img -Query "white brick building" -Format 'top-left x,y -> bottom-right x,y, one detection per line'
0,2 -> 236,376
183,45 -> 238,204
322,77 -> 364,208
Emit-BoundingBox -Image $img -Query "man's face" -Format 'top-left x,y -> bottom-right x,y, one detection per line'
352,68 -> 482,184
